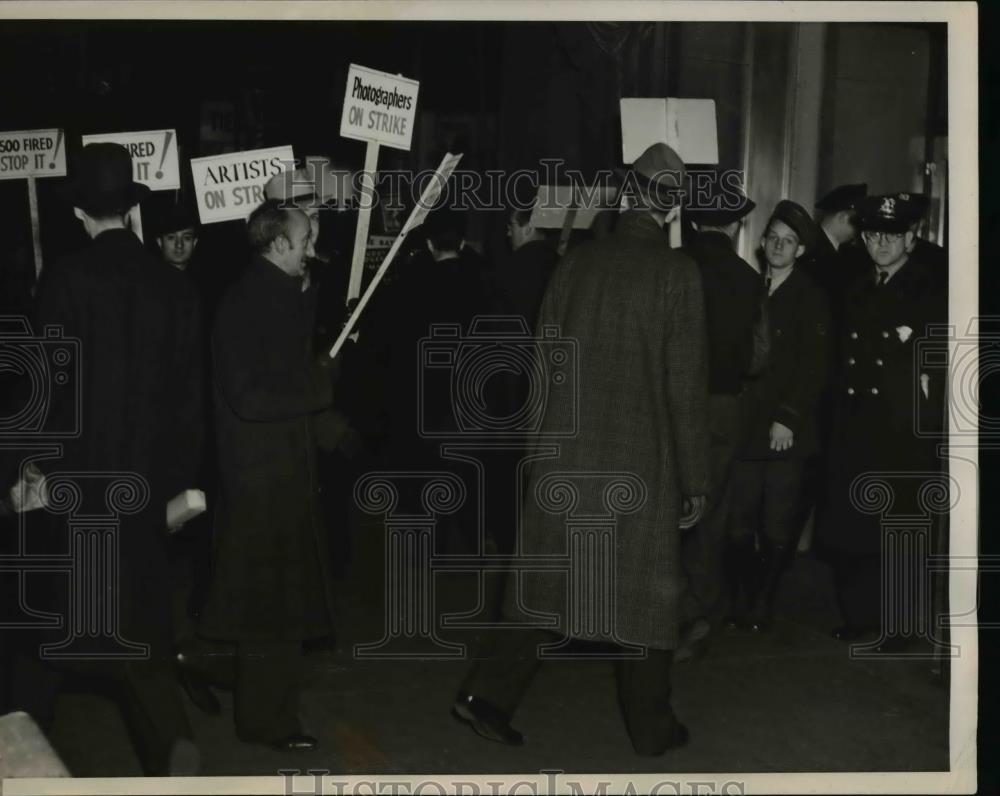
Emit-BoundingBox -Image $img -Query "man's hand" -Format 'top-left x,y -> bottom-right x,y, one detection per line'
769,421 -> 794,452
679,495 -> 708,529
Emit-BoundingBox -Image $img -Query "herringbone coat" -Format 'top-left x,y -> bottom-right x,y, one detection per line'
508,211 -> 711,651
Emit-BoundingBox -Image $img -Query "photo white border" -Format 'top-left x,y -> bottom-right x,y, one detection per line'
0,2 -> 978,794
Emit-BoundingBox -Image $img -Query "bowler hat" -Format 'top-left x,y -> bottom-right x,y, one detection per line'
58,143 -> 149,216
618,143 -> 686,210
767,200 -> 816,250
859,193 -> 924,233
815,183 -> 867,213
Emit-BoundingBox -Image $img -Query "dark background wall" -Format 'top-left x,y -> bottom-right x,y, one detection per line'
0,19 -> 946,302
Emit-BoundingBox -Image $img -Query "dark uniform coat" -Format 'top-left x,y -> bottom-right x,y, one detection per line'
509,211 -> 711,651
34,228 -> 203,655
741,267 -> 831,460
817,252 -> 946,554
199,256 -> 336,641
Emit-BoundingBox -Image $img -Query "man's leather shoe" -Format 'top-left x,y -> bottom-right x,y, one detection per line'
268,733 -> 318,752
176,652 -> 222,716
452,692 -> 524,746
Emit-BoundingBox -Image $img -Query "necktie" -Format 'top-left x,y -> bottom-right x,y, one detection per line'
876,270 -> 888,287
765,275 -> 772,295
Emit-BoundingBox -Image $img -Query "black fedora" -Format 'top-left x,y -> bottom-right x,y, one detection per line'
59,143 -> 150,216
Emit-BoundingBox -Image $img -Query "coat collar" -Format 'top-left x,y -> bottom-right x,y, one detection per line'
616,210 -> 668,241
250,254 -> 304,292
92,227 -> 144,251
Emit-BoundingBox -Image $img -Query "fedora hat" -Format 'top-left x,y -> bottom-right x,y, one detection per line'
59,143 -> 149,216
617,142 -> 686,211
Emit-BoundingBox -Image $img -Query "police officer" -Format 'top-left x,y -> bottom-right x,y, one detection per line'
727,200 -> 831,632
817,193 -> 946,648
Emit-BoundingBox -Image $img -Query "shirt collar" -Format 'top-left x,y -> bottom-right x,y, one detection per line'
875,258 -> 907,284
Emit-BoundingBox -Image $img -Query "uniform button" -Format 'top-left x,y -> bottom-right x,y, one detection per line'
848,357 -> 856,366
882,330 -> 889,339
876,358 -> 884,366
847,387 -> 855,395
871,387 -> 879,395
850,332 -> 858,340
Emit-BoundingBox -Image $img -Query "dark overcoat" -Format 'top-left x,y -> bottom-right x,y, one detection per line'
198,256 -> 336,641
508,211 -> 711,651
740,267 -> 831,460
34,228 -> 203,655
682,230 -> 767,397
817,252 -> 946,554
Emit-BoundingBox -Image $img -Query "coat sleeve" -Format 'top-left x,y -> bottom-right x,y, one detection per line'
664,257 -> 711,496
212,295 -> 333,423
773,284 -> 831,434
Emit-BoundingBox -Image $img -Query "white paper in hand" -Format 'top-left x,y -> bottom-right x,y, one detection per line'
9,464 -> 48,513
166,489 -> 206,532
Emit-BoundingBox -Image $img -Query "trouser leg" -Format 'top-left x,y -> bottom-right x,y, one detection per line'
726,459 -> 766,622
234,639 -> 303,743
681,435 -> 738,626
117,658 -> 194,775
751,459 -> 806,627
459,628 -> 549,717
616,648 -> 684,756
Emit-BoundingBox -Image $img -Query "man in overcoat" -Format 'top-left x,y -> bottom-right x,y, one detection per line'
727,200 -> 831,632
454,143 -> 710,755
194,200 -> 339,750
817,193 -> 947,649
31,143 -> 203,775
677,183 -> 767,654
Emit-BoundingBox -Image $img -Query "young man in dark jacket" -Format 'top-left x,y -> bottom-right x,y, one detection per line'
727,200 -> 831,631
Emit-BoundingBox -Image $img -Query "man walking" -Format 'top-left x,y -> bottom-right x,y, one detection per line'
454,143 -> 709,755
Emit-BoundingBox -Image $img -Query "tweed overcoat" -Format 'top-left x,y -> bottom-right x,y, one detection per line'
198,256 -> 337,641
508,211 -> 711,651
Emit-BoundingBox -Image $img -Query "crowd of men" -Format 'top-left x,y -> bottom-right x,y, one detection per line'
0,138 -> 947,774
